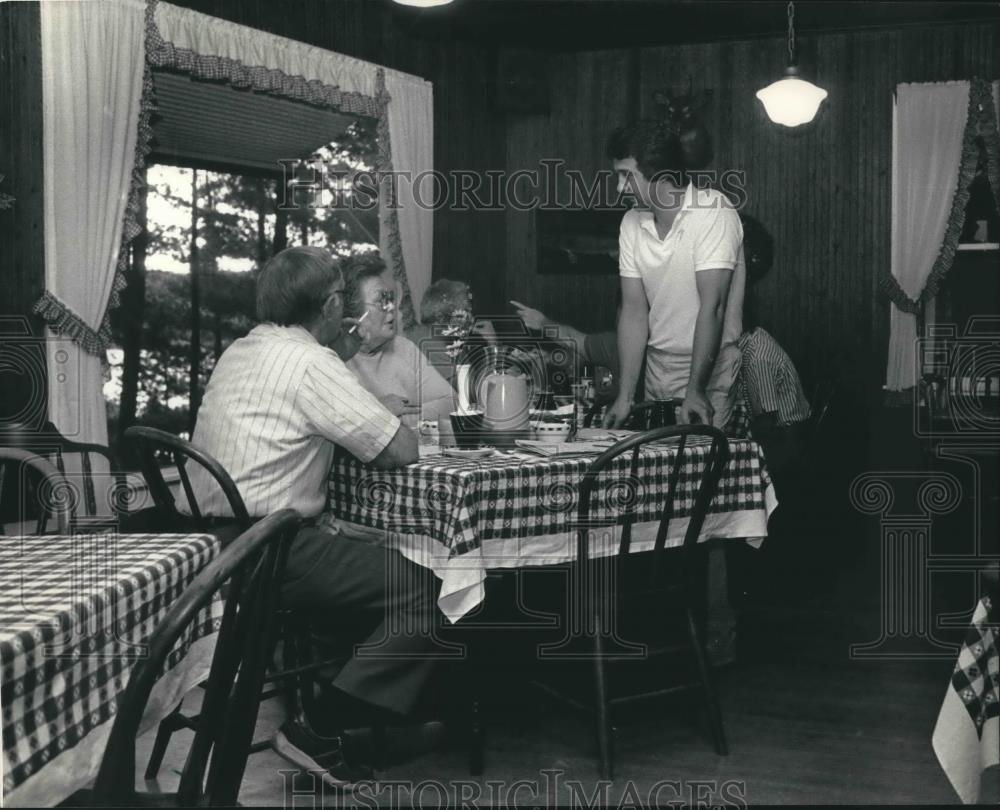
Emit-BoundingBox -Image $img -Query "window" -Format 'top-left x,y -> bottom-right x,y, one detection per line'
105,118 -> 379,462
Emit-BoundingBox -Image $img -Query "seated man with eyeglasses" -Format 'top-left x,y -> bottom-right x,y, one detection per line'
342,254 -> 455,430
186,246 -> 439,789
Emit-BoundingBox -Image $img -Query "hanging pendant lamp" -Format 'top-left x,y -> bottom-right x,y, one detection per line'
756,1 -> 828,127
392,0 -> 453,7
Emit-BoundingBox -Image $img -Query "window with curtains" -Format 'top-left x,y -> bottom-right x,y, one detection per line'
925,136 -> 1000,381
105,120 -> 379,461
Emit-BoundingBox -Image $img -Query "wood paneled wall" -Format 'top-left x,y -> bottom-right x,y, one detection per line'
0,2 -> 46,421
502,22 -> 1000,402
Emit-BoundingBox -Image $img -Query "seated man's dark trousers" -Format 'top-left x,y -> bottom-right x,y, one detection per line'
280,525 -> 441,718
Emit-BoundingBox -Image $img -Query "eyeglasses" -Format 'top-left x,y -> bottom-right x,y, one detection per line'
363,289 -> 396,312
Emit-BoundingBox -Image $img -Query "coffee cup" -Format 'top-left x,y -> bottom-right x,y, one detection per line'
450,411 -> 486,447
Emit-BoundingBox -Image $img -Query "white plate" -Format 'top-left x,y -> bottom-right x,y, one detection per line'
441,447 -> 495,460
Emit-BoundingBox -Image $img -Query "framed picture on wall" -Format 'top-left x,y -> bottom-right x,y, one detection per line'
536,209 -> 625,275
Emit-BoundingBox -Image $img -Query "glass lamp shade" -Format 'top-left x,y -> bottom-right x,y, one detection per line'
756,66 -> 828,127
392,0 -> 453,6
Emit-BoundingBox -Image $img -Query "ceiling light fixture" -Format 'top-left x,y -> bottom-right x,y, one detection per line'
392,0 -> 453,7
755,1 -> 828,127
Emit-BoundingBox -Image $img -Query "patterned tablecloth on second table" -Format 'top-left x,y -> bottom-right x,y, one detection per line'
329,435 -> 777,621
932,594 -> 999,804
1,533 -> 221,808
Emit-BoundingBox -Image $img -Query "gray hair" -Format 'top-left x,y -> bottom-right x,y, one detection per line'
420,279 -> 470,325
256,246 -> 340,326
340,252 -> 389,319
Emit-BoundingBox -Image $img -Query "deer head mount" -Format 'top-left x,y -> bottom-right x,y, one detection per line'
652,80 -> 714,170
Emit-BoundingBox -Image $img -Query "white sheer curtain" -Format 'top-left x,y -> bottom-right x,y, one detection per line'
40,0 -> 146,444
155,1 -> 434,321
382,71 -> 434,320
886,82 -> 969,392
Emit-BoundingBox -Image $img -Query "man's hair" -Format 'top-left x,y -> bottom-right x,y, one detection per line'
605,119 -> 687,185
256,246 -> 340,326
340,252 -> 389,318
420,279 -> 470,325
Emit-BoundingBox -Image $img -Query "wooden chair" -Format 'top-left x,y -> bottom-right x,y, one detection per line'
124,425 -> 251,536
534,425 -> 731,779
68,509 -> 299,807
0,422 -> 126,532
123,426 -> 352,778
0,447 -> 72,534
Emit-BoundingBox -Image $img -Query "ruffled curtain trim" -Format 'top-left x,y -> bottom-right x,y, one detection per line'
145,2 -> 417,329
32,0 -> 157,356
376,69 -> 417,332
146,6 -> 379,118
33,291 -> 110,355
880,78 -> 1000,314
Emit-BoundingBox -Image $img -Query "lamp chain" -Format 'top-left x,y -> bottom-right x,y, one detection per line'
787,1 -> 796,64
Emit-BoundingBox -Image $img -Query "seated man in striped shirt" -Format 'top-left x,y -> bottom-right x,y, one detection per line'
736,324 -> 811,492
733,321 -> 815,606
187,246 -> 435,788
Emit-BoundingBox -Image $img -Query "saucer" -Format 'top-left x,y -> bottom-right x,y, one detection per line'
441,447 -> 495,460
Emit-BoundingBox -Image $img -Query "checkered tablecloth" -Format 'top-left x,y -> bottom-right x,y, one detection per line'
933,594 -> 1000,803
1,533 -> 221,806
329,436 -> 775,620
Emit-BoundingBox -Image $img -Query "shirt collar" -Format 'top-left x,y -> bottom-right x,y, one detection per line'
256,322 -> 320,345
637,183 -> 697,238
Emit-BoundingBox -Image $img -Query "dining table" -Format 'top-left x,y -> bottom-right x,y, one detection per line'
1,532 -> 222,807
932,592 -> 999,804
328,430 -> 777,622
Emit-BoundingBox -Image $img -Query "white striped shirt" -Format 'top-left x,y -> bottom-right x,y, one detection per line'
185,324 -> 399,518
737,327 -> 811,426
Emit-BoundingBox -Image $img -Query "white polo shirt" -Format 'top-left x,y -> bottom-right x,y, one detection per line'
186,323 -> 400,519
619,184 -> 745,425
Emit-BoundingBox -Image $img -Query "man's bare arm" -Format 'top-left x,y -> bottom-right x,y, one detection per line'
680,268 -> 732,426
370,423 -> 419,469
603,278 -> 648,427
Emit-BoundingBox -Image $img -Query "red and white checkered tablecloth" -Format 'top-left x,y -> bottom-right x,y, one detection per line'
329,436 -> 776,621
0,533 -> 221,807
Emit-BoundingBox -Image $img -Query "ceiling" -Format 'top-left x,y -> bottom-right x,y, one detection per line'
150,70 -> 356,174
383,0 -> 1000,51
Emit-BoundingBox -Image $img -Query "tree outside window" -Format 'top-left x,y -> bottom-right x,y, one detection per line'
106,119 -> 378,463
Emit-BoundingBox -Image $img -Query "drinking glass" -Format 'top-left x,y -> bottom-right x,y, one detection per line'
571,380 -> 595,435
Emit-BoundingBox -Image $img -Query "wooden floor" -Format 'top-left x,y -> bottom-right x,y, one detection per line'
131,411 -> 999,806
132,538 -> 996,806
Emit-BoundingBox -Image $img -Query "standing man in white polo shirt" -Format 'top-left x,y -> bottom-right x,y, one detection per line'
602,119 -> 745,431
601,120 -> 746,667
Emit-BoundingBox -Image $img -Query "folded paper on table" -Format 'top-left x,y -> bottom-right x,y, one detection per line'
514,439 -> 616,457
576,428 -> 637,441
